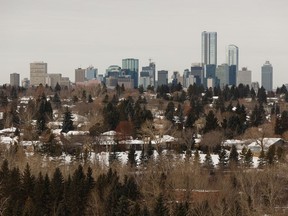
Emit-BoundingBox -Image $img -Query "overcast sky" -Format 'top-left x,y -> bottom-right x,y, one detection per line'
0,0 -> 287,87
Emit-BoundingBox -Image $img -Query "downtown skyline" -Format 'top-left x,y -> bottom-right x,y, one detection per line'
1,0 -> 287,88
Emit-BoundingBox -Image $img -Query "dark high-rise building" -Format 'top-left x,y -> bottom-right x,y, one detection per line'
122,58 -> 139,88
202,31 -> 217,65
229,65 -> 237,86
191,63 -> 204,85
158,70 -> 168,86
10,73 -> 20,87
261,61 -> 273,91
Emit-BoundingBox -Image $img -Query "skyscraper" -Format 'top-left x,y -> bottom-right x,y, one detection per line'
10,73 -> 20,87
75,68 -> 86,83
30,62 -> 47,86
158,70 -> 168,86
237,67 -> 251,87
122,58 -> 139,88
216,64 -> 229,88
261,61 -> 273,91
86,66 -> 98,80
140,61 -> 156,90
227,45 -> 239,73
201,31 -> 217,65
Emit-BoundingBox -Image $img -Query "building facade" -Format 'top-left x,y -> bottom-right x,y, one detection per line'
10,73 -> 20,87
201,31 -> 217,65
75,68 -> 86,83
86,66 -> 98,80
227,44 -> 239,73
237,67 -> 252,87
140,61 -> 156,89
30,62 -> 47,86
158,70 -> 168,86
216,64 -> 229,88
261,61 -> 273,91
122,58 -> 139,88
47,73 -> 62,88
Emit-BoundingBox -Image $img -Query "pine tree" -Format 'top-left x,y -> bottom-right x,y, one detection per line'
153,193 -> 169,216
239,146 -> 247,165
193,149 -> 201,166
147,140 -> 154,160
52,92 -> 61,109
22,163 -> 35,200
165,101 -> 175,122
244,149 -> 254,168
88,94 -> 93,103
229,145 -> 239,167
127,146 -> 137,167
50,167 -> 64,209
218,147 -> 228,169
203,151 -> 214,169
61,107 -> 74,133
203,110 -> 218,133
258,150 -> 266,169
266,144 -> 276,165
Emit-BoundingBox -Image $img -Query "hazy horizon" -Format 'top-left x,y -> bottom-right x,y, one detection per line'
1,0 -> 287,88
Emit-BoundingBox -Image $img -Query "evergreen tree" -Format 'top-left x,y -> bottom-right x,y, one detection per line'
88,94 -> 93,103
174,202 -> 189,216
244,149 -> 254,168
153,193 -> 169,216
239,146 -> 247,165
52,92 -> 61,109
229,145 -> 239,166
266,144 -> 276,165
193,149 -> 201,166
61,107 -> 74,133
50,167 -> 64,210
54,82 -> 61,92
258,150 -> 266,168
203,151 -> 214,169
203,110 -> 218,133
218,147 -> 228,169
22,163 -> 35,200
257,86 -> 267,104
127,146 -> 137,167
165,101 -> 175,122
147,140 -> 154,160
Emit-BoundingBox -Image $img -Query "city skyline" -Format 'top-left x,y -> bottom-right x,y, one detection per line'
1,0 -> 287,88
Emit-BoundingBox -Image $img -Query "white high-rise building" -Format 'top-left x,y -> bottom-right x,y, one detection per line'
261,61 -> 273,91
201,31 -> 217,65
227,44 -> 239,73
30,62 -> 47,86
237,67 -> 251,87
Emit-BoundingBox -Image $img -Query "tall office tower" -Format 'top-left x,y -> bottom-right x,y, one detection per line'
158,70 -> 168,86
261,61 -> 273,91
75,68 -> 86,83
140,61 -> 156,89
86,66 -> 98,80
227,45 -> 239,73
10,73 -> 20,87
122,58 -> 139,88
30,62 -> 47,86
216,64 -> 229,88
47,74 -> 62,88
191,63 -> 204,85
229,65 -> 237,86
201,31 -> 217,65
183,69 -> 191,88
237,67 -> 252,87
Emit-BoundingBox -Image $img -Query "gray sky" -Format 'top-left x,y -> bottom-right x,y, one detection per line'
0,0 -> 287,88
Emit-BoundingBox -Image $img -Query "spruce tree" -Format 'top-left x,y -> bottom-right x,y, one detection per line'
193,149 -> 201,166
266,144 -> 276,165
244,149 -> 254,168
218,147 -> 228,169
203,151 -> 214,169
203,110 -> 218,133
61,107 -> 74,133
258,150 -> 266,168
229,145 -> 239,167
127,146 -> 137,167
153,193 -> 169,216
